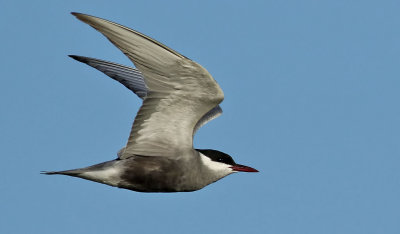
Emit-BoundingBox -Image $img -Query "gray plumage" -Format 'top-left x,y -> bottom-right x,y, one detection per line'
68,55 -> 223,134
43,12 -> 257,193
69,55 -> 148,98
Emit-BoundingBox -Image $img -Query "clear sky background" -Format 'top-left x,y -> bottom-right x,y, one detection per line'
1,1 -> 399,233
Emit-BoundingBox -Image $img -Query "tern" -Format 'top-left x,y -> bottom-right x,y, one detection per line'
43,13 -> 258,192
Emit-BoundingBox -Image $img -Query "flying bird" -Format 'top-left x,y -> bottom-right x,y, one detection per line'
42,13 -> 258,192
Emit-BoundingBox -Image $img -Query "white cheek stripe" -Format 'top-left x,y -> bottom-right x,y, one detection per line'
199,153 -> 234,173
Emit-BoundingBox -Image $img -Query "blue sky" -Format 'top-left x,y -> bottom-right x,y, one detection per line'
1,1 -> 399,233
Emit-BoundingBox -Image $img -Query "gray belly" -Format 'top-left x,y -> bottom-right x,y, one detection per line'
117,156 -> 200,192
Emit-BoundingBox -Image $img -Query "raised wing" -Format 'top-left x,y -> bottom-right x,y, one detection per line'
69,55 -> 223,134
72,13 -> 224,158
69,55 -> 147,98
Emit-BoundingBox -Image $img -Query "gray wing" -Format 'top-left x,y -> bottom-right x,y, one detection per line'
69,55 -> 147,99
72,13 -> 224,158
193,105 -> 222,133
69,55 -> 223,133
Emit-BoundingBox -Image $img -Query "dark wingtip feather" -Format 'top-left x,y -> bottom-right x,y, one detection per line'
70,12 -> 81,17
68,55 -> 88,63
70,12 -> 97,23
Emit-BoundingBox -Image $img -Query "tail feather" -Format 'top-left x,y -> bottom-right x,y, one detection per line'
41,171 -> 58,175
40,169 -> 83,176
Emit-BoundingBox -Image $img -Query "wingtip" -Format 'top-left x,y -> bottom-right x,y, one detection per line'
68,55 -> 87,63
71,12 -> 81,17
70,12 -> 92,21
71,12 -> 99,21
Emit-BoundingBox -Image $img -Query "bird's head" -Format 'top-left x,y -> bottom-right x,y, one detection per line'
196,149 -> 258,176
